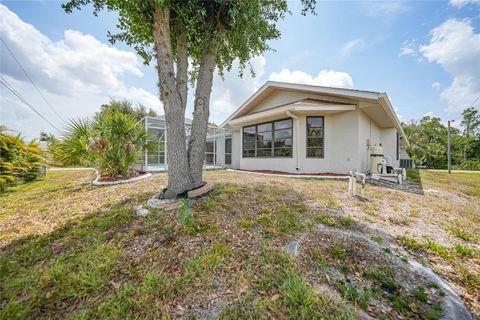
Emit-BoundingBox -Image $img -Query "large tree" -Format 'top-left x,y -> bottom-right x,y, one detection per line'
63,0 -> 314,198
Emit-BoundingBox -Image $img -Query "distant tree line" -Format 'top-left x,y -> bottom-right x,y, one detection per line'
402,107 -> 480,170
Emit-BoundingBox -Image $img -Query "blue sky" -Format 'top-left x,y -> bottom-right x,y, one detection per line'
1,0 -> 480,139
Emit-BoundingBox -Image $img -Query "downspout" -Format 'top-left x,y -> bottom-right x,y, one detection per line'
286,110 -> 300,171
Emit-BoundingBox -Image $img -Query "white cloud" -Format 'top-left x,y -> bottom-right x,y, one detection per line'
340,38 -> 365,59
365,1 -> 410,18
449,0 -> 480,7
268,69 -> 354,89
399,39 -> 417,57
0,4 -> 161,139
432,82 -> 441,91
420,19 -> 480,112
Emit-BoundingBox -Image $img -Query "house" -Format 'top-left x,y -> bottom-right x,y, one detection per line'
222,81 -> 409,174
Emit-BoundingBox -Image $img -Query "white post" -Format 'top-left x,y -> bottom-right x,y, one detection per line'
352,175 -> 357,195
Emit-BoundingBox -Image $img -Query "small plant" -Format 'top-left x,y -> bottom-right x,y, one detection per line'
453,244 -> 476,257
413,285 -> 428,303
338,281 -> 370,309
449,227 -> 473,242
363,267 -> 400,293
370,234 -> 383,243
313,214 -> 336,226
178,199 -> 194,234
389,294 -> 411,313
424,238 -> 452,259
363,209 -> 377,216
237,219 -> 254,229
371,202 -> 381,211
398,236 -> 423,251
338,215 -> 355,227
330,242 -> 348,261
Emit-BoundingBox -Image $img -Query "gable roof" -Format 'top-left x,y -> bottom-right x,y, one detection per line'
221,81 -> 409,146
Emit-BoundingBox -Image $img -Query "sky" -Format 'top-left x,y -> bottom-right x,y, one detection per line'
1,0 -> 480,140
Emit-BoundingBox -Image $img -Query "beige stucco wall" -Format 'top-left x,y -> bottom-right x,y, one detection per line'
234,111 -> 361,174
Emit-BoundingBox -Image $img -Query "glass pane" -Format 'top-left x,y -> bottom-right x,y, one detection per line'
257,149 -> 272,157
205,140 -> 214,152
243,141 -> 255,150
243,134 -> 256,144
257,123 -> 272,132
307,147 -> 324,158
274,138 -> 292,147
225,138 -> 232,153
274,129 -> 292,139
257,140 -> 272,149
274,148 -> 292,157
274,119 -> 292,130
307,137 -> 324,147
205,154 -> 214,165
243,149 -> 255,157
308,127 -> 324,138
243,126 -> 256,134
257,131 -> 272,141
307,117 -> 323,128
225,154 -> 231,165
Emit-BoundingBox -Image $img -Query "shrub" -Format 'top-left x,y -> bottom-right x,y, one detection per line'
54,111 -> 147,179
454,160 -> 480,171
91,111 -> 146,178
0,126 -> 44,191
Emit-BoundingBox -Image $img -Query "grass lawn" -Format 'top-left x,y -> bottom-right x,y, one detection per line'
0,169 -> 478,319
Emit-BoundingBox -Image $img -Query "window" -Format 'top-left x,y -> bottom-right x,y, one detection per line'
306,116 -> 324,158
242,118 -> 293,157
225,137 -> 232,165
396,132 -> 400,161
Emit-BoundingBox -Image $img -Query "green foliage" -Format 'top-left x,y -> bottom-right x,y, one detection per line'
54,111 -> 147,178
95,99 -> 157,122
402,107 -> 480,169
92,111 -> 147,178
338,281 -> 371,309
453,244 -> 477,257
363,267 -> 400,292
450,227 -> 473,241
52,118 -> 93,166
0,126 -> 44,191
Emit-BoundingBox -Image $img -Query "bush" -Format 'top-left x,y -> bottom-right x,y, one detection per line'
0,126 -> 44,192
453,160 -> 480,171
54,111 -> 147,179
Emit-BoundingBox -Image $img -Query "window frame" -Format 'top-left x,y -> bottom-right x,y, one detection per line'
242,118 -> 293,158
306,116 -> 325,159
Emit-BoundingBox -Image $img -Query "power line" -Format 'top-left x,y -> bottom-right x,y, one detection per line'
0,75 -> 61,132
0,38 -> 66,123
468,96 -> 479,109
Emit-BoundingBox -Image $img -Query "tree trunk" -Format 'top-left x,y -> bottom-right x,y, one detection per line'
152,7 -> 191,198
188,47 -> 217,188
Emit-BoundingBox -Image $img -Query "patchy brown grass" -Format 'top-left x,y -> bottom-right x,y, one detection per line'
0,169 -> 478,318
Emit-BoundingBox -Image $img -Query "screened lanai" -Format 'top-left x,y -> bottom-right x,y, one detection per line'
138,116 -> 232,172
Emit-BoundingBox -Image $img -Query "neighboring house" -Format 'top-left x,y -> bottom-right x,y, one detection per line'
222,81 -> 409,174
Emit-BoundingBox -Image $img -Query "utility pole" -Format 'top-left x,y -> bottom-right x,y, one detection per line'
447,120 -> 454,174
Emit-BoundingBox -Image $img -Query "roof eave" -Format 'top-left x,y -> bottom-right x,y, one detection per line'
378,93 -> 410,147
